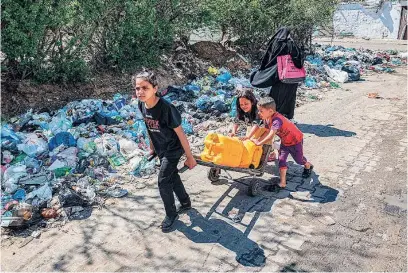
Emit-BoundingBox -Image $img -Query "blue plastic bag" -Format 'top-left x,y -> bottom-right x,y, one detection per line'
196,95 -> 212,112
216,72 -> 232,83
48,132 -> 77,151
181,118 -> 194,135
305,77 -> 317,88
229,97 -> 238,117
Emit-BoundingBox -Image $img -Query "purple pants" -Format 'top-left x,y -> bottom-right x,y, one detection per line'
279,142 -> 307,170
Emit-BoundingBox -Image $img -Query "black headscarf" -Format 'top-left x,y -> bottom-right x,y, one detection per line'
250,27 -> 304,88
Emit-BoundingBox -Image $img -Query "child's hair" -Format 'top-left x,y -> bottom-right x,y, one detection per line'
236,88 -> 258,121
257,97 -> 276,111
131,70 -> 158,88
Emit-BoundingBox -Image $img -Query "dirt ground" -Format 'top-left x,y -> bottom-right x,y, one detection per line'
1,64 -> 406,271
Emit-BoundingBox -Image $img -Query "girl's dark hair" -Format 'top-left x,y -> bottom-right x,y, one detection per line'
131,70 -> 158,87
236,88 -> 258,122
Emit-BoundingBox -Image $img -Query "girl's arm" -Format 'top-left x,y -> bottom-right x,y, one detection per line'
174,126 -> 197,169
229,123 -> 239,137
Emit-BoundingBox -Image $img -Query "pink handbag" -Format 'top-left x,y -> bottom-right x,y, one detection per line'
277,55 -> 306,83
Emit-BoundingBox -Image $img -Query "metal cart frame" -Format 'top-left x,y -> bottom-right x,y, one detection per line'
194,144 -> 273,196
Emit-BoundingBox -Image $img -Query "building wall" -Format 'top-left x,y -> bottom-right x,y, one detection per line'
333,1 -> 404,39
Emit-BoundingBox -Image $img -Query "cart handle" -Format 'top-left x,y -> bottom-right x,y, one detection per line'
147,152 -> 189,173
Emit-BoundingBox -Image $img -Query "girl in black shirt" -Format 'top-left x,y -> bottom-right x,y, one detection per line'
134,71 -> 196,232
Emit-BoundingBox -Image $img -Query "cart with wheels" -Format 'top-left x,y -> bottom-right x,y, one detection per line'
194,144 -> 273,196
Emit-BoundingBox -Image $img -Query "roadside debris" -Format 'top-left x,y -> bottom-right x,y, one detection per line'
1,44 -> 405,233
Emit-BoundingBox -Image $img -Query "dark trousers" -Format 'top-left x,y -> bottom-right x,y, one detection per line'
269,82 -> 298,120
158,155 -> 190,218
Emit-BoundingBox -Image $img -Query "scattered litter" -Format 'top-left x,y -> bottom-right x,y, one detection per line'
0,44 -> 405,235
367,93 -> 383,99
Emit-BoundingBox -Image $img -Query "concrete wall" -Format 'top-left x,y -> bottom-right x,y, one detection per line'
334,1 -> 404,39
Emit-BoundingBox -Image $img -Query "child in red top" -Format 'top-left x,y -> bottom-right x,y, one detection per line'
248,97 -> 313,189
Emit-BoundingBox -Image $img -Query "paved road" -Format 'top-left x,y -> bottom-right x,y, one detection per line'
1,68 -> 407,272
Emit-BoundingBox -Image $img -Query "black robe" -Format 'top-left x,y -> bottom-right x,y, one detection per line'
250,27 -> 304,119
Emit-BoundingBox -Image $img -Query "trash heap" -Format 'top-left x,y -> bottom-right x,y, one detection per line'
0,69 -> 256,229
302,44 -> 406,88
1,94 -> 157,228
1,44 -> 406,230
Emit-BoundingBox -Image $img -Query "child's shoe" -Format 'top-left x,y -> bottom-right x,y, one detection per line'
302,165 -> 314,178
160,214 -> 178,232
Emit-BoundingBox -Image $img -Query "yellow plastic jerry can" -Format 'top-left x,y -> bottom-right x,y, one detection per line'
200,133 -> 243,167
239,140 -> 263,169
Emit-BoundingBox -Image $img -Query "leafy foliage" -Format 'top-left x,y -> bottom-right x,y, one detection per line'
1,0 -> 338,84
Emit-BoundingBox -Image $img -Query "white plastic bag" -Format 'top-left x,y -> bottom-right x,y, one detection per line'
94,135 -> 119,157
17,133 -> 48,157
3,165 -> 27,193
119,138 -> 143,159
324,65 -> 349,83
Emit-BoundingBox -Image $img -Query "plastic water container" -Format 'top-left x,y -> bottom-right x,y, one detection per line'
201,133 -> 243,167
239,140 -> 263,169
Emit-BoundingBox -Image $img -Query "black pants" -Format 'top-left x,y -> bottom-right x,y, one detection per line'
269,82 -> 298,120
158,155 -> 190,218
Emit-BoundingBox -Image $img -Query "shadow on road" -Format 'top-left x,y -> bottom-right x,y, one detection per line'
177,162 -> 339,267
297,123 -> 356,137
177,208 -> 266,267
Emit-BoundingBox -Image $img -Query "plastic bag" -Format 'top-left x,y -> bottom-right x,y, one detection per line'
30,113 -> 51,129
342,65 -> 360,81
108,154 -> 127,166
208,66 -> 219,75
2,150 -> 14,164
94,135 -> 119,157
182,118 -> 194,135
77,137 -> 96,153
118,138 -> 142,159
229,97 -> 238,117
196,95 -> 211,112
216,71 -> 232,83
398,52 -> 407,59
49,147 -> 78,170
49,114 -> 73,135
132,156 -> 156,177
56,147 -> 78,164
1,124 -> 20,141
17,133 -> 48,157
305,77 -> 317,88
211,100 -> 229,113
133,120 -> 150,147
58,187 -> 89,207
48,132 -> 77,151
324,65 -> 348,83
26,184 -> 52,203
3,165 -> 27,193
24,157 -> 42,174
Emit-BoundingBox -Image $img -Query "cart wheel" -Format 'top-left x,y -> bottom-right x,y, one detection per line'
248,180 -> 262,197
207,168 -> 220,182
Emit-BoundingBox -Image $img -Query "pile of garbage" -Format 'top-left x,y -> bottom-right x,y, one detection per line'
0,69 -> 254,229
302,44 -> 406,88
1,44 -> 406,230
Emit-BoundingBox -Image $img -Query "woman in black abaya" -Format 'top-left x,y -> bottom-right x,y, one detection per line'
250,27 -> 304,120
